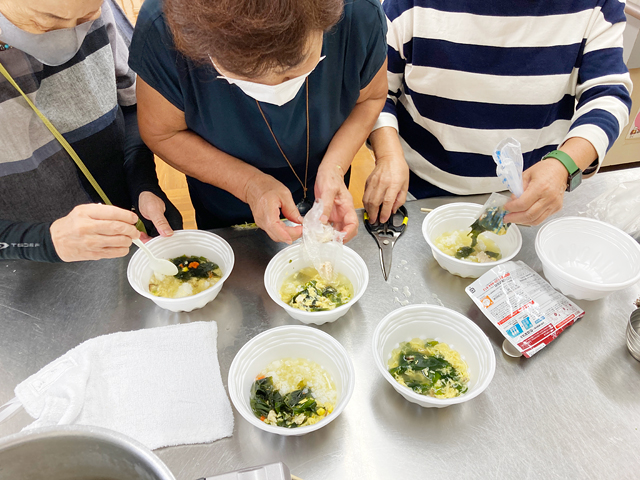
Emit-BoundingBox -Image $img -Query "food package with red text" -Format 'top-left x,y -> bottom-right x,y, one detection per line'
465,261 -> 585,358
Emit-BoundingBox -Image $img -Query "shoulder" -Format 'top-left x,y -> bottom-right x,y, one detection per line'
344,0 -> 386,30
131,0 -> 171,43
598,0 -> 626,24
341,0 -> 387,41
382,0 -> 416,23
129,0 -> 177,68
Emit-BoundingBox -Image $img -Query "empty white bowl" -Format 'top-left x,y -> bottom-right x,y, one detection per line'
264,243 -> 369,325
127,230 -> 235,312
228,325 -> 355,436
535,217 -> 640,300
422,202 -> 522,278
372,304 -> 496,408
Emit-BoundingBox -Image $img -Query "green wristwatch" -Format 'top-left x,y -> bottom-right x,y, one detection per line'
542,150 -> 582,192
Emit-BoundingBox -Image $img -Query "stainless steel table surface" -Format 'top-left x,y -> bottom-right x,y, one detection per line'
1,169 -> 640,480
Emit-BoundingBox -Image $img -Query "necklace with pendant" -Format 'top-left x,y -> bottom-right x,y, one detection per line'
256,78 -> 312,216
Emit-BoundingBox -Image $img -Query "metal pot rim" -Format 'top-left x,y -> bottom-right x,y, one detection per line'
0,424 -> 176,480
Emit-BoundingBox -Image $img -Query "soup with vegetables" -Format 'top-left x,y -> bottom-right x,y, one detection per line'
279,267 -> 353,312
149,255 -> 222,298
388,338 -> 469,399
250,358 -> 336,428
434,228 -> 502,263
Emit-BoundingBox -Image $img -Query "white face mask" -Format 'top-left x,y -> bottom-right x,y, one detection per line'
0,11 -> 95,67
213,56 -> 325,107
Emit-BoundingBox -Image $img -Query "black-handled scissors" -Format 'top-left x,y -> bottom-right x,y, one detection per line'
364,205 -> 408,281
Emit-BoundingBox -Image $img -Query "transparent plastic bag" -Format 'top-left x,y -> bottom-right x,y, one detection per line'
302,199 -> 345,282
456,192 -> 511,260
493,137 -> 524,198
465,137 -> 526,239
472,192 -> 510,237
583,179 -> 640,240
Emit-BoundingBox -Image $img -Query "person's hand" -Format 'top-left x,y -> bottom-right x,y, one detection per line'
504,159 -> 568,225
138,191 -> 174,242
50,204 -> 140,262
315,164 -> 358,242
363,153 -> 409,224
245,173 -> 304,244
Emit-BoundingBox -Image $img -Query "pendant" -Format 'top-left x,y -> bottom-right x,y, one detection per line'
296,198 -> 313,216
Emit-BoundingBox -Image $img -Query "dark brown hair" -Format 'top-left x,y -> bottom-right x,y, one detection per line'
164,0 -> 344,78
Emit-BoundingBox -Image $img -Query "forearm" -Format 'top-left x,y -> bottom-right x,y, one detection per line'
370,126 -> 404,165
122,105 -> 163,202
143,129 -> 267,204
0,220 -> 61,262
320,95 -> 387,172
137,77 -> 270,204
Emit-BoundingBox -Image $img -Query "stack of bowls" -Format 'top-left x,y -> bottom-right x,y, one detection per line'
127,230 -> 235,312
535,217 -> 640,300
627,309 -> 640,362
228,325 -> 355,436
264,243 -> 369,325
372,304 -> 496,408
422,202 -> 522,278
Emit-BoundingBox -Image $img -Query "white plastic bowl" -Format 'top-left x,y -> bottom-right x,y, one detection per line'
264,243 -> 369,325
127,230 -> 235,312
535,217 -> 640,300
228,325 -> 355,436
422,202 -> 522,278
372,304 -> 496,408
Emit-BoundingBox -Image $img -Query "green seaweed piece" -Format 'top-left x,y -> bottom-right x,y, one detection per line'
455,246 -> 475,259
467,206 -> 509,247
388,341 -> 468,398
249,376 -> 322,428
171,255 -> 220,281
289,280 -> 345,312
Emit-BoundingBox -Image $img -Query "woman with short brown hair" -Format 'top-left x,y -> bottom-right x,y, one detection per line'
129,0 -> 388,243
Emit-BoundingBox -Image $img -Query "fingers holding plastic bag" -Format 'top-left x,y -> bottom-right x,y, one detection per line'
494,137 -> 569,225
302,199 -> 346,282
326,188 -> 358,242
503,160 -> 566,225
245,173 -> 303,244
314,167 -> 358,242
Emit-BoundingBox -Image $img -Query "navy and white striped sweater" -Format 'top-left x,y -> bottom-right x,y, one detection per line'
374,0 -> 633,195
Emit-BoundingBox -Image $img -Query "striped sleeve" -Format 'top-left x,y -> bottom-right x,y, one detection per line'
372,3 -> 408,131
562,0 -> 632,168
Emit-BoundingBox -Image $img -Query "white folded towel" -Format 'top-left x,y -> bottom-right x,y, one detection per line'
6,321 -> 234,450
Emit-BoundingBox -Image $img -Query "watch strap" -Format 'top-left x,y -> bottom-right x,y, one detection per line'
542,150 -> 579,174
542,150 -> 582,192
